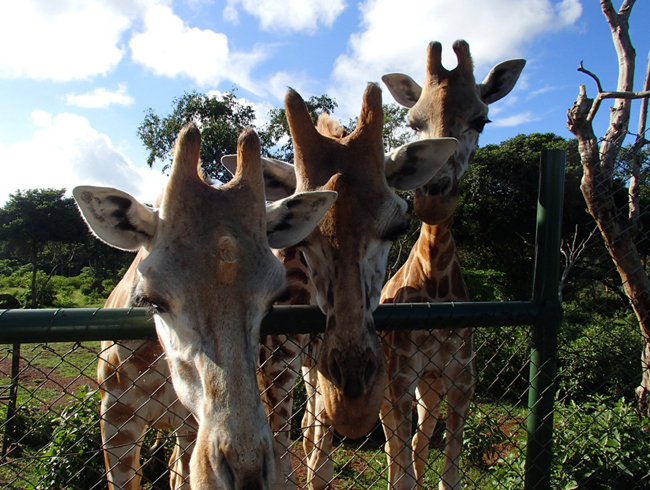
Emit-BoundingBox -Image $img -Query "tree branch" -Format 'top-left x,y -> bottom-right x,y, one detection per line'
578,61 -> 604,93
629,45 -> 650,229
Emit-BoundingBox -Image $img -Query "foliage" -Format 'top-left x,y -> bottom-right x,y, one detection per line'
381,103 -> 416,151
558,301 -> 642,402
137,90 -> 256,182
552,396 -> 650,489
258,94 -> 338,162
473,325 -> 531,404
454,133 -> 586,300
462,408 -> 513,467
33,388 -> 106,489
0,189 -> 89,308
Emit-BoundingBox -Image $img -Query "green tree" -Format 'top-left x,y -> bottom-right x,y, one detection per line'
381,103 -> 416,151
453,133 -> 587,300
259,94 -> 338,162
137,90 -> 256,183
0,189 -> 88,308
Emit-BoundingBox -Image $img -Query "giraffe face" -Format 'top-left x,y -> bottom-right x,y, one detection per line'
74,125 -> 335,490
383,40 -> 526,225
281,84 -> 456,438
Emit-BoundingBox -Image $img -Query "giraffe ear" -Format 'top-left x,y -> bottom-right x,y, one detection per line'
73,186 -> 158,252
382,74 -> 422,108
222,155 -> 297,201
384,138 -> 458,191
478,59 -> 526,104
265,191 -> 337,248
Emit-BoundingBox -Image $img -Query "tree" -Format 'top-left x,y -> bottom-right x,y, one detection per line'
137,90 -> 256,183
258,94 -> 338,161
452,133 -> 587,299
0,189 -> 88,308
566,0 -> 650,416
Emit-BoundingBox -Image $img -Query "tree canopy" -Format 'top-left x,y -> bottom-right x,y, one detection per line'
258,94 -> 338,162
137,90 -> 256,183
453,133 -> 588,299
0,189 -> 89,307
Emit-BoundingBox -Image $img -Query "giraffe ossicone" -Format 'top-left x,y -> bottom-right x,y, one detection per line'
74,124 -> 336,490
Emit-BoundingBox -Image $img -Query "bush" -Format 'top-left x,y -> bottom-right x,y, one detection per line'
33,388 -> 106,490
552,396 -> 650,489
557,314 -> 642,403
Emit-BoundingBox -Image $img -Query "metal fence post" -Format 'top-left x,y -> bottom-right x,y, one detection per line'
524,149 -> 565,490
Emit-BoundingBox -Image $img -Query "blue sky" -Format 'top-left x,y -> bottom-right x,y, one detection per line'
1,0 -> 649,205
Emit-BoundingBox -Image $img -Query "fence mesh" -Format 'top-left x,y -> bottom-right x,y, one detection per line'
1,306 -> 644,490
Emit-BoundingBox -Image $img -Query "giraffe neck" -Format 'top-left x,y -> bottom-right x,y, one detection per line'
274,247 -> 316,306
383,218 -> 469,303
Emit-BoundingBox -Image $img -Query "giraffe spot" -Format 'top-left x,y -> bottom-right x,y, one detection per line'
438,275 -> 450,299
287,268 -> 309,285
451,262 -> 468,299
437,245 -> 454,271
425,277 -> 438,300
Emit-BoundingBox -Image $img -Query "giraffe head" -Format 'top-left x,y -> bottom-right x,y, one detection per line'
224,84 -> 456,437
383,40 -> 525,225
74,124 -> 336,490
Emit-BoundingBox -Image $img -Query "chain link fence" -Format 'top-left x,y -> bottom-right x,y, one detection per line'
0,314 -> 644,490
1,151 -> 649,490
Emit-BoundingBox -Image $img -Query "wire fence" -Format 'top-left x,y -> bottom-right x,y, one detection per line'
0,151 -> 649,489
0,316 -> 645,490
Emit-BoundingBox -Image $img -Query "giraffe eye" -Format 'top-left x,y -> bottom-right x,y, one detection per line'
469,117 -> 491,133
134,293 -> 169,315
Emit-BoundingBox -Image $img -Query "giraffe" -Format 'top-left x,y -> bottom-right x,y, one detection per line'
97,252 -> 197,490
379,40 -> 525,490
223,85 -> 458,489
74,124 -> 337,490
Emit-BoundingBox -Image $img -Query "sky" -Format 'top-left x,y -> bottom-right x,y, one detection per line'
1,0 -> 649,206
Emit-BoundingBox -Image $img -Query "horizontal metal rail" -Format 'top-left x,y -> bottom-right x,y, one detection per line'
0,300 -> 561,344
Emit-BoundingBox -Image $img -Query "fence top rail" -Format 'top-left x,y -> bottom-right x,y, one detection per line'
0,300 -> 560,343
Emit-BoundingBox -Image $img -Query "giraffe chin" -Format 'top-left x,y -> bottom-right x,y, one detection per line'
317,370 -> 386,439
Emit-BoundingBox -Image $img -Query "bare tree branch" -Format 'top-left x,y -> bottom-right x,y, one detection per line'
578,61 -> 604,93
629,45 -> 650,229
560,225 -> 599,301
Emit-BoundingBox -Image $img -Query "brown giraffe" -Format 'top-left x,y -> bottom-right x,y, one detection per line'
74,124 -> 336,490
97,251 -> 196,490
379,40 -> 525,490
223,89 -> 458,489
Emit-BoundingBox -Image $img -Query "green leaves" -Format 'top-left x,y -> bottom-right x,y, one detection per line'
137,90 -> 256,183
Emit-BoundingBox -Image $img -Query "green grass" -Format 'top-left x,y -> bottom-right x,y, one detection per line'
23,342 -> 100,379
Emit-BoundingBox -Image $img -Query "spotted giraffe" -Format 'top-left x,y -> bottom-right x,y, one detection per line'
223,85 -> 458,489
379,40 -> 525,490
75,124 -> 336,490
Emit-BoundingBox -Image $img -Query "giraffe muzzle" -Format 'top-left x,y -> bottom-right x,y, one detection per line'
326,347 -> 378,399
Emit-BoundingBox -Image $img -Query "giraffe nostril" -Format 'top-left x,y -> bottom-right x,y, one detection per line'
328,349 -> 343,389
363,353 -> 376,388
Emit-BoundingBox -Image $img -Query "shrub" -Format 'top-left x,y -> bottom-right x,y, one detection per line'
557,315 -> 642,402
33,388 -> 106,489
552,396 -> 650,489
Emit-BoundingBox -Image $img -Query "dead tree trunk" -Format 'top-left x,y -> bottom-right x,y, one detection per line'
566,0 -> 650,416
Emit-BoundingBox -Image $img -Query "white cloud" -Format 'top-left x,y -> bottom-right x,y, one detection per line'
492,112 -> 537,128
0,111 -> 167,206
329,0 -> 583,118
65,83 -> 135,109
0,1 -> 155,81
130,5 -> 268,91
224,0 -> 346,33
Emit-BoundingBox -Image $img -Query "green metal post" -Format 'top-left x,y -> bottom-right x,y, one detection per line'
524,150 -> 565,490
